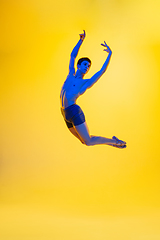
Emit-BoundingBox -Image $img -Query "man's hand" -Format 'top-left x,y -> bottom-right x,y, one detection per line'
79,30 -> 86,41
101,41 -> 112,54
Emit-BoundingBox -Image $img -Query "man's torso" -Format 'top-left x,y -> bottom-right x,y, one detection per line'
60,74 -> 88,109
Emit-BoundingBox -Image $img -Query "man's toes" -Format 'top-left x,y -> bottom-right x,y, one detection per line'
112,136 -> 126,145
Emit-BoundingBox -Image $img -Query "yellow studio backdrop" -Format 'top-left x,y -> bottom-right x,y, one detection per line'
0,0 -> 160,239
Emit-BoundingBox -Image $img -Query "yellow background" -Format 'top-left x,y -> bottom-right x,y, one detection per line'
0,0 -> 160,239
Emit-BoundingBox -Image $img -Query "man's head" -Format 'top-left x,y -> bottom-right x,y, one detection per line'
77,57 -> 91,74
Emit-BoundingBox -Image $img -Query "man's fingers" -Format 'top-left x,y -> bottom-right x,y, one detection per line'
104,42 -> 109,48
101,42 -> 108,47
80,30 -> 86,40
104,49 -> 110,52
101,42 -> 112,53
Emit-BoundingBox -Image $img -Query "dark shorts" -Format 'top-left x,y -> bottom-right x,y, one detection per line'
61,104 -> 86,128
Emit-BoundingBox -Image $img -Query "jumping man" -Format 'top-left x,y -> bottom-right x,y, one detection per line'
60,30 -> 126,148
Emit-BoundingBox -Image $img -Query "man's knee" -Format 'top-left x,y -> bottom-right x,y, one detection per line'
83,137 -> 93,146
84,135 -> 98,146
84,141 -> 90,146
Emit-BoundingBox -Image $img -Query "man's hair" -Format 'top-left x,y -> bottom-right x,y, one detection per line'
77,57 -> 91,67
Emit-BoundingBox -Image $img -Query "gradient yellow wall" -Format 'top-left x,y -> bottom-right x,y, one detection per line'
0,0 -> 160,239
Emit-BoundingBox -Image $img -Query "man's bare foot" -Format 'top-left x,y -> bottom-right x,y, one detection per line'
111,136 -> 126,148
108,144 -> 127,149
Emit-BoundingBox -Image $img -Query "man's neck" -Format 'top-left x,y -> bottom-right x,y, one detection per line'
75,70 -> 84,79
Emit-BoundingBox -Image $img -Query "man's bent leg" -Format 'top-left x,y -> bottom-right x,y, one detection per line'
75,122 -> 117,146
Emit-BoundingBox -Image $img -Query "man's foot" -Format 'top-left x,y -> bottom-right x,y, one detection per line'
108,144 -> 127,149
110,136 -> 127,149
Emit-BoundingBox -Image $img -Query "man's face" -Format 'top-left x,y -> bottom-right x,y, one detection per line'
78,61 -> 91,74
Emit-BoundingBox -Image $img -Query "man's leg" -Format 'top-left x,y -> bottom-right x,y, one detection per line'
75,122 -> 126,146
68,126 -> 85,144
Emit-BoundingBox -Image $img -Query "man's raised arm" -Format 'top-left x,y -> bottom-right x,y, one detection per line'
69,30 -> 86,74
84,42 -> 112,89
99,41 -> 112,74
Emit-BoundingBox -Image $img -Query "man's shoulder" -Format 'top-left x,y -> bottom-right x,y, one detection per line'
66,71 -> 76,79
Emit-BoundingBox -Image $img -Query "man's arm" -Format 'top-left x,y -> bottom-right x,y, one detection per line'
82,42 -> 112,90
69,30 -> 86,74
